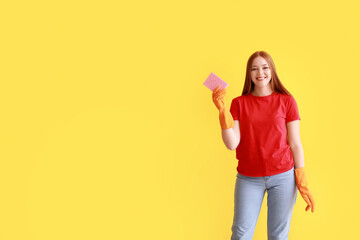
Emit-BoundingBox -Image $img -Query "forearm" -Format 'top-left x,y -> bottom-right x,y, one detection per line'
290,144 -> 305,168
221,128 -> 239,150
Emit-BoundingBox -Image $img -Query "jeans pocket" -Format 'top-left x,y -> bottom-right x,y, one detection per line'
236,173 -> 247,180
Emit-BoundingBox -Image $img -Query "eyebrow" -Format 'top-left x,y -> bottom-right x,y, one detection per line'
252,64 -> 268,67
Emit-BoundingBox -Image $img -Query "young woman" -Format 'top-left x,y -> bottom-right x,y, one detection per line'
211,51 -> 315,240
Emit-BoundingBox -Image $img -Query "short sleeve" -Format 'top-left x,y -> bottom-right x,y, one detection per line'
286,95 -> 301,123
230,98 -> 239,121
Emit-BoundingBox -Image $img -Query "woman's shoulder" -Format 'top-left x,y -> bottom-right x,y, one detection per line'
231,95 -> 247,103
274,91 -> 294,99
233,93 -> 252,99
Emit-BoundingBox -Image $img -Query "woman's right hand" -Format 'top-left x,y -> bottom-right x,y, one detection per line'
212,86 -> 227,111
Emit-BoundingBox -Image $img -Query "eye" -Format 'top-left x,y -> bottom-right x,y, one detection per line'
252,67 -> 269,71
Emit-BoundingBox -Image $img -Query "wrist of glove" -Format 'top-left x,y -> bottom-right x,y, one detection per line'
219,109 -> 234,130
294,167 -> 315,213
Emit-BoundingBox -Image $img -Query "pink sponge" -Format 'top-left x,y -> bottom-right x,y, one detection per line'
203,72 -> 229,91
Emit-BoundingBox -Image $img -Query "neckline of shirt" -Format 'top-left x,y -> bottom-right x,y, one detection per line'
249,91 -> 276,98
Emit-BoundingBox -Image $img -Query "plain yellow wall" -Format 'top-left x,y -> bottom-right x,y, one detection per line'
0,0 -> 359,239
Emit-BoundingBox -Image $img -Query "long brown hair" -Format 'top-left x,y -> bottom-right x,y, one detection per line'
241,51 -> 292,96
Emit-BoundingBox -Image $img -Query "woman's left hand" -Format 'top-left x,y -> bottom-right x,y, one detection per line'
294,167 -> 315,213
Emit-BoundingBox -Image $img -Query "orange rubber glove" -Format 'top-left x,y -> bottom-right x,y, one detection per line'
294,167 -> 315,212
212,86 -> 234,130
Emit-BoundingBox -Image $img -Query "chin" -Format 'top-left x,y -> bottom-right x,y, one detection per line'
256,82 -> 269,86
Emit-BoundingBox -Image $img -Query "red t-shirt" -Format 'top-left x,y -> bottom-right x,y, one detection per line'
230,91 -> 301,177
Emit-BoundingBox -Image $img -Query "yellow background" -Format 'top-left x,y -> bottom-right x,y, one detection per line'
0,0 -> 359,239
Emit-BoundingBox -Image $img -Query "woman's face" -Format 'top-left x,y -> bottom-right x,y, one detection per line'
250,56 -> 272,88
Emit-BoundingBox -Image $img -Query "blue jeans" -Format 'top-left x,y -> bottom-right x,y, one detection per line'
231,167 -> 297,240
